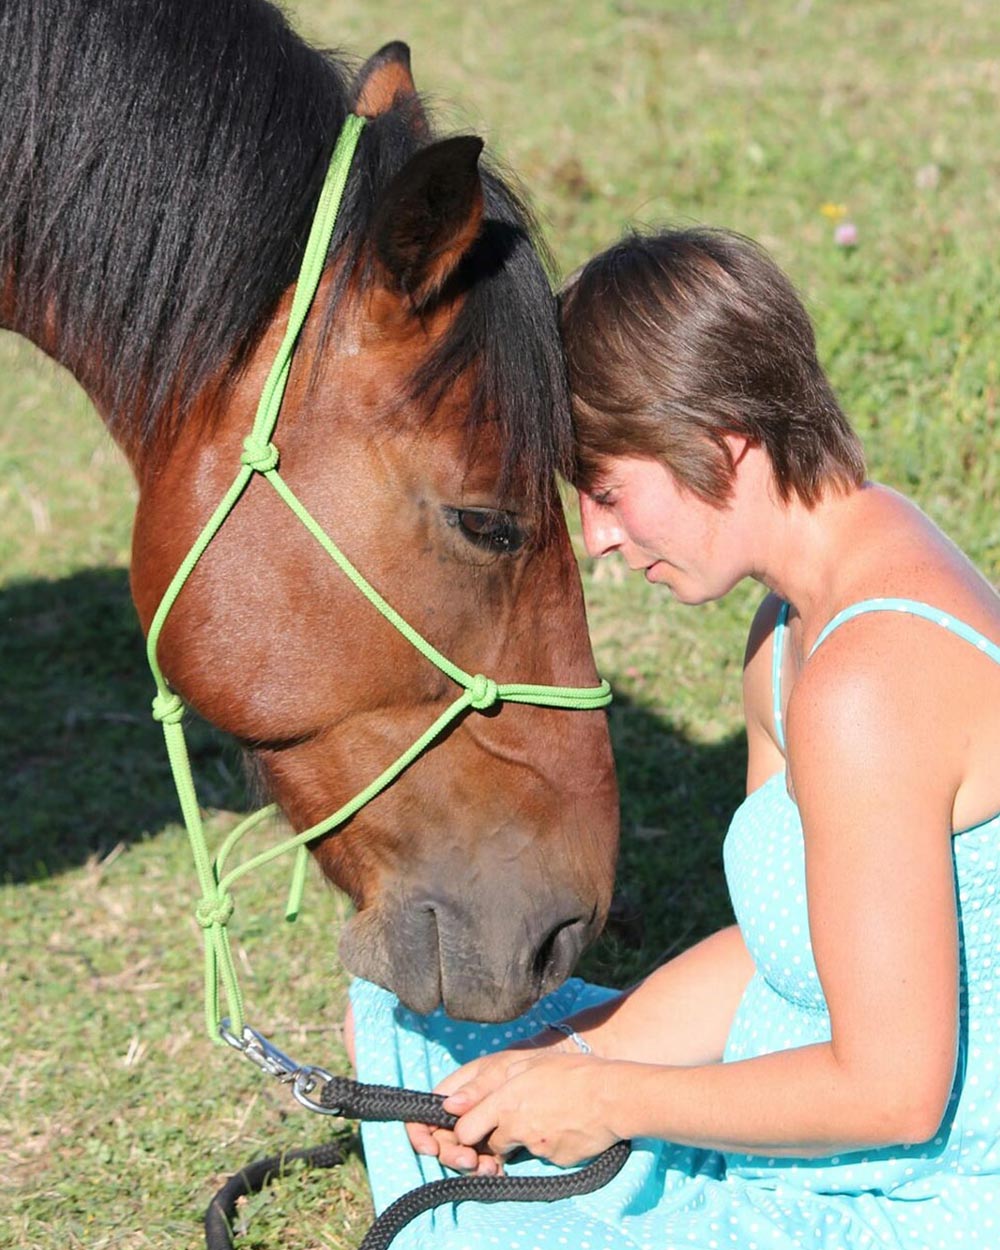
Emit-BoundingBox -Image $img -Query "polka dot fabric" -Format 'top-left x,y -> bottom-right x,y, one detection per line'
350,600 -> 1000,1248
721,773 -> 1000,1240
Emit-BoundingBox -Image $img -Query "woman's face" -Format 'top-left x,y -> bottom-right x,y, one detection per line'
578,455 -> 743,604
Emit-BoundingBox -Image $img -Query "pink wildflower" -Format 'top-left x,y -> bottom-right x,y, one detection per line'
834,221 -> 858,247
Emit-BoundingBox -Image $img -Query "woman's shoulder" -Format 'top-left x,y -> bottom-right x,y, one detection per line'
802,485 -> 1000,660
838,486 -> 1000,632
790,582 -> 999,741
786,565 -> 1000,832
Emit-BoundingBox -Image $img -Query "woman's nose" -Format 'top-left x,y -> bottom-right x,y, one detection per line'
578,492 -> 623,559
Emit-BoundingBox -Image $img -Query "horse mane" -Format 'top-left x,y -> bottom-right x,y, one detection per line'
0,0 -> 570,505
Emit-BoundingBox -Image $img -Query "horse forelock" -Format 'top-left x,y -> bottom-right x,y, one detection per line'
0,0 -> 570,515
318,159 -> 573,529
402,172 -> 573,525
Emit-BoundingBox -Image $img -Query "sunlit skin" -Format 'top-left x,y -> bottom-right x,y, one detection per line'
393,443 -> 1000,1175
577,444 -> 758,605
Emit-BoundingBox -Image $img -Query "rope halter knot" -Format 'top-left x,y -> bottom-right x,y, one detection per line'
196,892 -> 236,929
241,436 -> 280,473
468,673 -> 499,711
151,691 -> 185,725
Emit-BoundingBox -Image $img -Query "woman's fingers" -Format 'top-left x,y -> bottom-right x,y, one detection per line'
405,1120 -> 439,1156
435,1055 -> 497,1099
441,1053 -> 536,1116
452,1093 -> 507,1154
432,1130 -> 482,1172
406,1122 -> 502,1174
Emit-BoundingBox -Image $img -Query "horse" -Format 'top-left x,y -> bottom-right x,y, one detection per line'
0,0 -> 619,1024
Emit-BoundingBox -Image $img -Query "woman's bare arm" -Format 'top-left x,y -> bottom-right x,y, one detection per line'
558,924 -> 754,1066
444,623 -> 960,1165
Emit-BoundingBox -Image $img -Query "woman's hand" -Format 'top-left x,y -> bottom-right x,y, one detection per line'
406,1046 -> 535,1174
406,1032 -> 620,1172
450,1049 -> 620,1167
412,1049 -> 621,1171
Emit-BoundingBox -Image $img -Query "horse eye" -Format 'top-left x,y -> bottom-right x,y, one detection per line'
445,507 -> 525,555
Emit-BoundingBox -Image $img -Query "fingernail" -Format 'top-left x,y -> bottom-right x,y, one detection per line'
445,1090 -> 470,1109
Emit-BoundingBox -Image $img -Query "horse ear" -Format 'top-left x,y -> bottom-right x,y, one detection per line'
353,41 -> 428,135
371,135 -> 485,308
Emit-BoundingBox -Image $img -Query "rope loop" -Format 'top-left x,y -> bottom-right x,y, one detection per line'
151,691 -> 185,725
196,893 -> 235,929
468,673 -> 499,711
241,437 -> 280,473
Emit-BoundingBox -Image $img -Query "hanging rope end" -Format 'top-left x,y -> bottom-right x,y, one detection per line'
284,843 -> 310,923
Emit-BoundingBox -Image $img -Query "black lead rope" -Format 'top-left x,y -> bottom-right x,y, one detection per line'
205,1075 -> 631,1250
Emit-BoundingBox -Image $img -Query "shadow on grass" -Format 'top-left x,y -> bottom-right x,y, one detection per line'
0,567 -> 244,883
1,567 -> 745,969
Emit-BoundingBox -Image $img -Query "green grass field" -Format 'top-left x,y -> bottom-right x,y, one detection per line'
2,1 -> 998,1246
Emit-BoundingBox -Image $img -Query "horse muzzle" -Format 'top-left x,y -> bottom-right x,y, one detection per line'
338,879 -> 601,1022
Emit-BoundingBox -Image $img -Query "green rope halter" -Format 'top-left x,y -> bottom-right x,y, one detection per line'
146,114 -> 612,1041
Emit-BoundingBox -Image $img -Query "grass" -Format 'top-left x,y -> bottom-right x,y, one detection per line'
2,1 -> 998,1246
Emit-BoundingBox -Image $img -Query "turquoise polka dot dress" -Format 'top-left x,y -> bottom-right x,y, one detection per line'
350,599 -> 1000,1249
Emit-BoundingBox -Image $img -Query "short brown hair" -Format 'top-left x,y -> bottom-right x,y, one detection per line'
559,228 -> 865,506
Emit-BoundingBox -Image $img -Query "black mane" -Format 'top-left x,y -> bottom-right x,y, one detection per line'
0,0 -> 570,501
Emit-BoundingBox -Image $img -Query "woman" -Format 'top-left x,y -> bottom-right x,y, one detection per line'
348,228 -> 1000,1248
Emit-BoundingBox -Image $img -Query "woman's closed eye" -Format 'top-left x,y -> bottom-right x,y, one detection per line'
589,486 -> 618,508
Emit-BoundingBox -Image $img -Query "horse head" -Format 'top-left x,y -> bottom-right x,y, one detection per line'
1,10 -> 619,1023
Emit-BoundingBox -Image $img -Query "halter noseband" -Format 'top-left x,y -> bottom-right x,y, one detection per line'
145,114 -> 612,1041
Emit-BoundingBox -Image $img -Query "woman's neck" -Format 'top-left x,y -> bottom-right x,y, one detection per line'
750,479 -> 883,638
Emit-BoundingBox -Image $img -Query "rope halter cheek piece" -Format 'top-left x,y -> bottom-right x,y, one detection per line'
145,113 -> 612,1044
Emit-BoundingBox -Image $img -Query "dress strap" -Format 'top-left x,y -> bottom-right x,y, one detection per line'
772,600 -> 791,753
810,597 -> 1000,663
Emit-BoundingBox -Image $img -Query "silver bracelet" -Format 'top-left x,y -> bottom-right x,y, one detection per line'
549,1021 -> 592,1054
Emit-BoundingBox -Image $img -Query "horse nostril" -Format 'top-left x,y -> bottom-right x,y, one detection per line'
532,917 -> 587,992
532,927 -> 559,983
